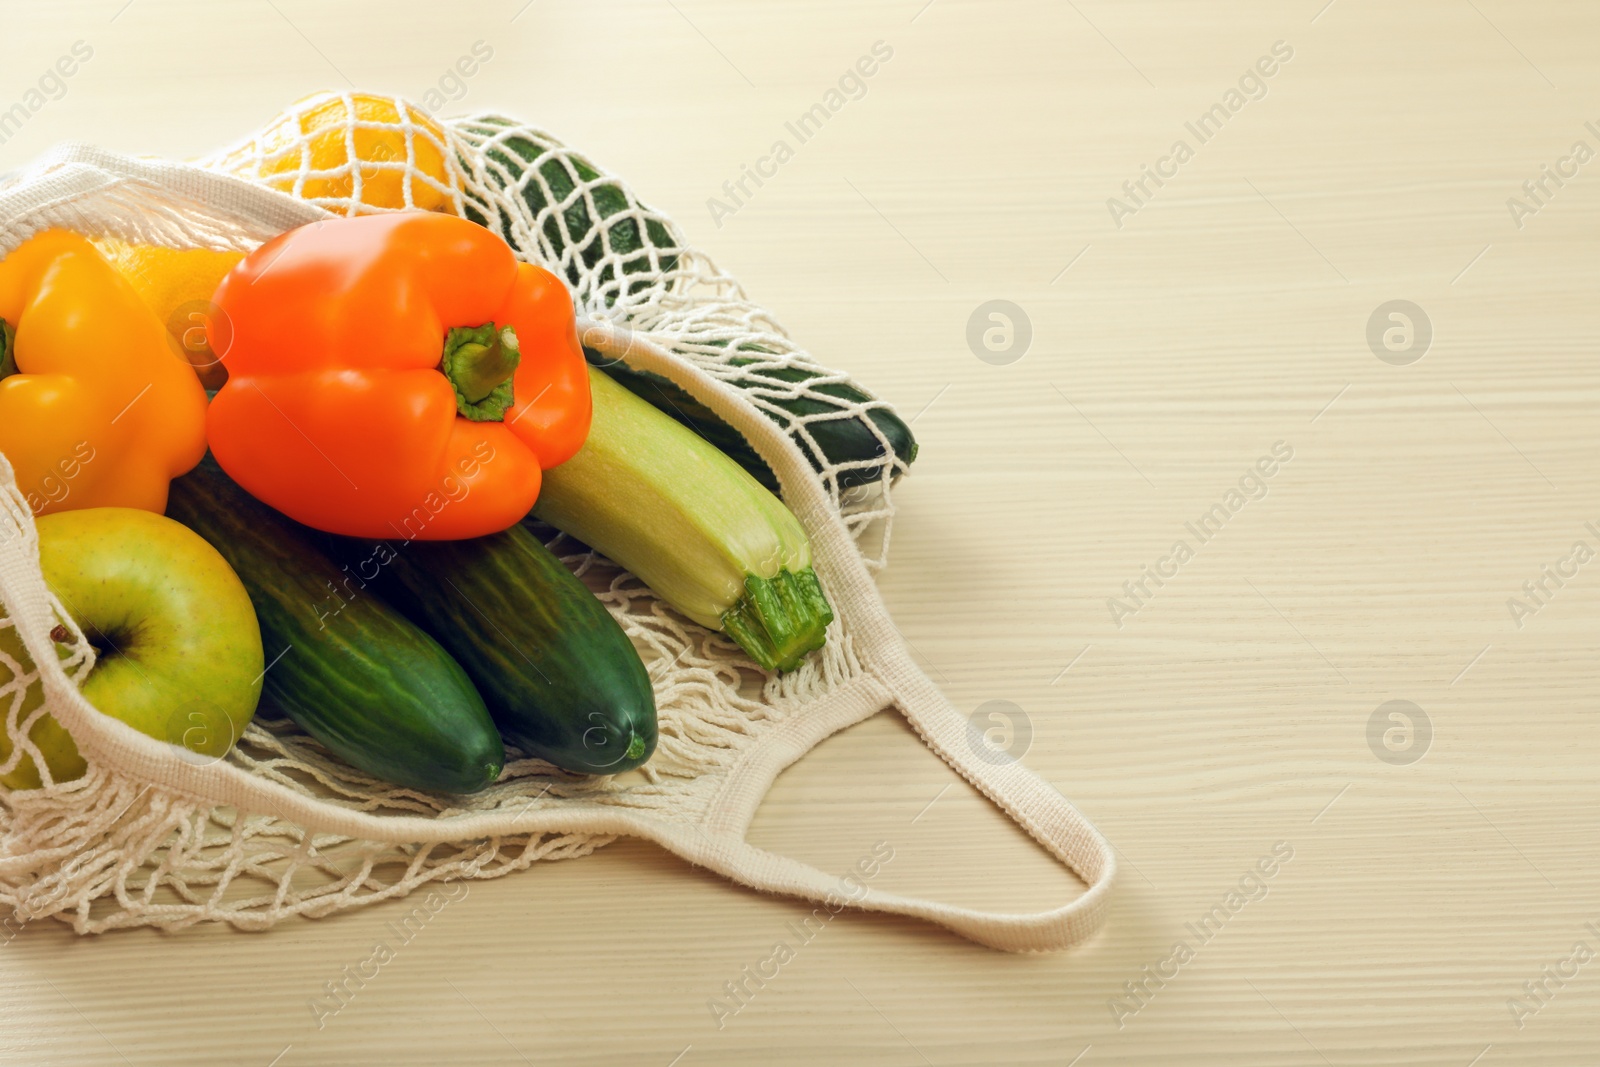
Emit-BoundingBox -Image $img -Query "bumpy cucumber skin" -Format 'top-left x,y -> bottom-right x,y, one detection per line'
590,350 -> 917,495
332,524 -> 657,776
165,459 -> 505,795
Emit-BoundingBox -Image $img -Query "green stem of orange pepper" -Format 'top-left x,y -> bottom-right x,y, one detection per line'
441,322 -> 520,420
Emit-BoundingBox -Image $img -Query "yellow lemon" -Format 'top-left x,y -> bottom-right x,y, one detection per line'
95,238 -> 243,390
220,92 -> 459,214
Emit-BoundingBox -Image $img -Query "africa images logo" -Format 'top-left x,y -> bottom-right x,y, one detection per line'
1105,40 -> 1294,229
1107,441 -> 1293,627
705,41 -> 895,228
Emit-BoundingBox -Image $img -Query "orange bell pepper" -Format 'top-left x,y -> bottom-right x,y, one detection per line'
0,230 -> 208,515
205,213 -> 590,540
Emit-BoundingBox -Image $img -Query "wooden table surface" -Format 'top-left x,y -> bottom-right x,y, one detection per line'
5,1 -> 1599,1064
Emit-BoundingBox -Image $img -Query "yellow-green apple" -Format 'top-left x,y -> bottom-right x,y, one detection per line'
0,507 -> 262,789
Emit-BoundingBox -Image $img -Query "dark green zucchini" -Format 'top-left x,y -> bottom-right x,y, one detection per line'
453,114 -> 916,493
165,458 -> 504,795
456,115 -> 679,308
328,524 -> 656,775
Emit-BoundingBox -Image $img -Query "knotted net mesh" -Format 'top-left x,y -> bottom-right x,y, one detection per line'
0,96 -> 911,934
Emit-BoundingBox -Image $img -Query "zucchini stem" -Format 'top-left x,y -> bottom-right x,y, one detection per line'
721,567 -> 834,672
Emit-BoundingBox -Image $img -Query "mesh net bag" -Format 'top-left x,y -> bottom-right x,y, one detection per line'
0,95 -> 1114,952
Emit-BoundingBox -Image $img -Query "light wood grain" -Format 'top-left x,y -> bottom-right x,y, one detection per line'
4,1 -> 1599,1063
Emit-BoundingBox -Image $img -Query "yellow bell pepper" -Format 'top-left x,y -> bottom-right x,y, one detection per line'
215,92 -> 460,214
0,230 -> 208,515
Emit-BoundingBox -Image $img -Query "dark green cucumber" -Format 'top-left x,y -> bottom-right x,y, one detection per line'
586,347 -> 918,495
453,114 -> 916,492
327,524 -> 656,776
165,458 -> 504,795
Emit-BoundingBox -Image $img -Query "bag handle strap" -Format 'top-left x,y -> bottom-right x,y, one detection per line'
688,832 -> 1113,954
579,321 -> 1117,952
655,667 -> 1117,953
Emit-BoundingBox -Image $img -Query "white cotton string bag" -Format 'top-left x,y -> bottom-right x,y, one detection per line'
0,100 -> 1115,951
